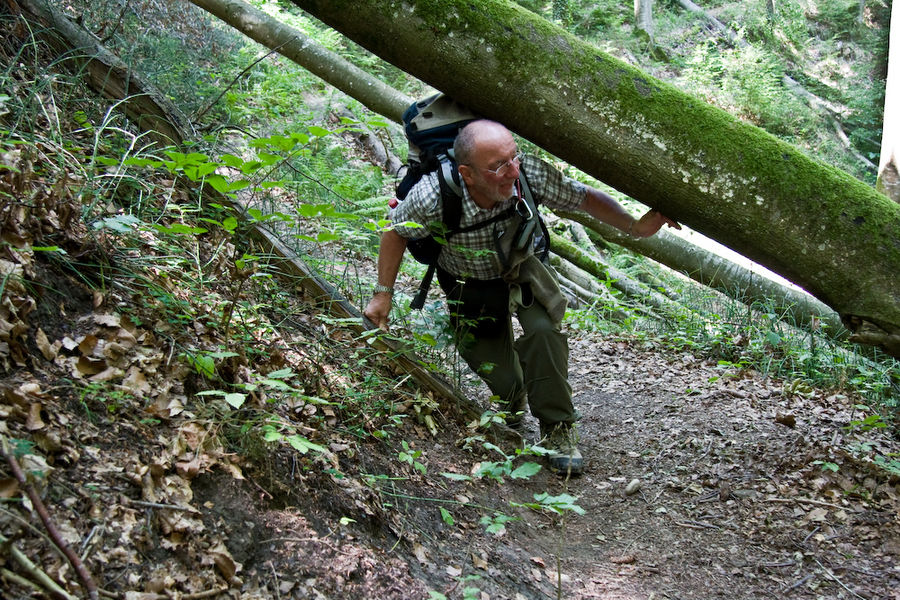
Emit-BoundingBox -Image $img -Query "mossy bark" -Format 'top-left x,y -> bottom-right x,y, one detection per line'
291,0 -> 900,354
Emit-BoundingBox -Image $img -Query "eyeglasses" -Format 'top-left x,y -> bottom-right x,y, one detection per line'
480,152 -> 523,177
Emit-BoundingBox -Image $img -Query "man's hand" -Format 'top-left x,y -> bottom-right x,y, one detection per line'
632,210 -> 681,238
364,293 -> 392,331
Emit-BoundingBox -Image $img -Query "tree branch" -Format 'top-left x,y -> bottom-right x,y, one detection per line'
1,435 -> 100,600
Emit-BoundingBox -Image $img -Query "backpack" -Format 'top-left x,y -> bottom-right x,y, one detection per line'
392,93 -> 547,309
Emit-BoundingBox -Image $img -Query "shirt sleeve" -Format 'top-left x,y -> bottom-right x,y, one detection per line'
523,154 -> 586,211
388,172 -> 443,240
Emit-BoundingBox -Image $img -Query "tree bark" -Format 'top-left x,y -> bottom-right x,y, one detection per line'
876,0 -> 899,203
555,209 -> 847,337
634,0 -> 654,41
187,0 -> 413,124
289,0 -> 900,357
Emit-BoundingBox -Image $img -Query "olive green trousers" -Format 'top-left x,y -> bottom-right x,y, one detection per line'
454,298 -> 575,426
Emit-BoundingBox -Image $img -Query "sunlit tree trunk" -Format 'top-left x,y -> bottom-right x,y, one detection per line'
876,0 -> 899,203
187,0 -> 412,123
635,0 -> 654,41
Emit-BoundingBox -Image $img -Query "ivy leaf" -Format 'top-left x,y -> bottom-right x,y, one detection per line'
510,462 -> 542,479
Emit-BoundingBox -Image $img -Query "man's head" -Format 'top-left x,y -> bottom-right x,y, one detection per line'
454,120 -> 521,208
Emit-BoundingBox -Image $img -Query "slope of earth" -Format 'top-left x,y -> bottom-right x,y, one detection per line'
1,153 -> 898,600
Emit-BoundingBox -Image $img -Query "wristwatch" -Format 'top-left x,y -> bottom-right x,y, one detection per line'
373,284 -> 395,296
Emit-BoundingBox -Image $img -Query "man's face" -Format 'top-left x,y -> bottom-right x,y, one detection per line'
460,128 -> 521,208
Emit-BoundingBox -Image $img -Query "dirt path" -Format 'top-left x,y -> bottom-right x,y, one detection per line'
234,331 -> 899,600
481,335 -> 900,600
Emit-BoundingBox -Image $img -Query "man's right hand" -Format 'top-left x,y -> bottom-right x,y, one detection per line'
364,293 -> 392,331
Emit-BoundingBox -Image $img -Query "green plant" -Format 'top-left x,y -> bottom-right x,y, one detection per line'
442,436 -> 543,484
397,440 -> 426,475
845,406 -> 888,434
78,381 -> 134,419
812,460 -> 840,473
258,418 -> 328,457
513,492 -> 586,516
873,454 -> 900,477
480,511 -> 519,535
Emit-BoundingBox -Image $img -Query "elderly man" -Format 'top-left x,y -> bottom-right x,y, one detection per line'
365,120 -> 678,476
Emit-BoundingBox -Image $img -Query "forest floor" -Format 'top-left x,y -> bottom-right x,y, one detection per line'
1,4 -> 898,595
1,195 -> 898,600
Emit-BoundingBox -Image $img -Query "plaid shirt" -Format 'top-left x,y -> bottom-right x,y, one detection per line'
390,155 -> 586,280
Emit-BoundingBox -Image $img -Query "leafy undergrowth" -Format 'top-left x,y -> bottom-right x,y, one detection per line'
2,130 -> 899,600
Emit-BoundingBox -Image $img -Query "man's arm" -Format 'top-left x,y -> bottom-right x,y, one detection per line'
579,187 -> 680,238
363,228 -> 408,330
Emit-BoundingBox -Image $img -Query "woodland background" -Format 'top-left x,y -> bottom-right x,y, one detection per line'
0,1 -> 898,599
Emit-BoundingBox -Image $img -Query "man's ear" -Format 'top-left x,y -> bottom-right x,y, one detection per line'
457,163 -> 474,186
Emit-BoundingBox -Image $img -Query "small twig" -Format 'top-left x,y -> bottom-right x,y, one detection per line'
764,497 -> 846,510
759,560 -> 797,569
2,435 -> 99,600
801,526 -> 821,545
2,567 -> 47,596
784,573 -> 814,593
97,587 -> 229,600
183,587 -> 231,599
98,0 -> 130,44
245,473 -> 274,500
268,560 -> 281,600
80,524 -> 102,559
814,558 -> 866,599
193,39 -> 295,122
123,498 -> 199,512
675,520 -> 720,530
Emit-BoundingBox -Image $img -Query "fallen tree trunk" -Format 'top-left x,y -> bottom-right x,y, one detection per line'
549,231 -> 677,320
16,0 -> 190,147
556,209 -> 848,338
289,0 -> 900,357
186,0 -> 412,124
185,0 -> 851,344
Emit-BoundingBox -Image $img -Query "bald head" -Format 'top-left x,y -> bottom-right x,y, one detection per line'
453,120 -> 512,166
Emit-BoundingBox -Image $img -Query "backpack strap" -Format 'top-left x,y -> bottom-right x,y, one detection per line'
409,159 -> 521,309
517,166 -> 550,262
410,155 -> 463,309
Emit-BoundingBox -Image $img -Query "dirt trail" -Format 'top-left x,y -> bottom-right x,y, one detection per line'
215,331 -> 899,600
487,335 -> 900,599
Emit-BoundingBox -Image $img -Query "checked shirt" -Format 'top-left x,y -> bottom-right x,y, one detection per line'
390,154 -> 586,281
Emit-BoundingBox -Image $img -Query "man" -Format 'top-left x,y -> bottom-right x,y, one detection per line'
365,120 -> 679,476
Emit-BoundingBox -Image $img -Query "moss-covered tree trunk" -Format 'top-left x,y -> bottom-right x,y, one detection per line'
290,0 -> 900,356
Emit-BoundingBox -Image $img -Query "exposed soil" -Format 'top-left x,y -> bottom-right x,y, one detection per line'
2,241 -> 898,599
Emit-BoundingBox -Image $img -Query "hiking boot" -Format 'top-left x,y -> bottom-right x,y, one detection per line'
539,423 -> 583,477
